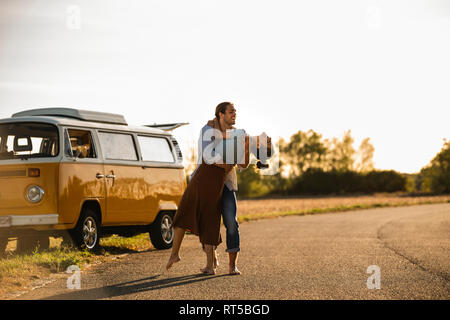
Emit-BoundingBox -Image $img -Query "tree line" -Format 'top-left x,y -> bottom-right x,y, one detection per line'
235,130 -> 449,199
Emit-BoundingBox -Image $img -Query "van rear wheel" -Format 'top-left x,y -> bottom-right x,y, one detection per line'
149,212 -> 174,250
71,208 -> 101,252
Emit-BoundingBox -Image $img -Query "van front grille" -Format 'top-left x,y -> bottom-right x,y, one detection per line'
0,169 -> 26,178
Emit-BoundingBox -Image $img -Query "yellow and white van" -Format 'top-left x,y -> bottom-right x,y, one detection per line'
0,108 -> 186,254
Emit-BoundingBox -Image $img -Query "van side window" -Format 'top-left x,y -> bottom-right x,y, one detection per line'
98,132 -> 138,161
67,129 -> 96,158
138,136 -> 175,163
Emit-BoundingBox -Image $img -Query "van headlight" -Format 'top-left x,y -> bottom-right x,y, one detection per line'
27,185 -> 45,203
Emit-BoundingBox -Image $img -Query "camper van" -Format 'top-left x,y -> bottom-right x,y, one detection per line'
0,108 -> 186,254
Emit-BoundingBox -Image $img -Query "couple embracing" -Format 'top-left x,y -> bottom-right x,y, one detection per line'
166,102 -> 252,275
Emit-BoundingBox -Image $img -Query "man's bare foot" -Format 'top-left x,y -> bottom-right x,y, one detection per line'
166,255 -> 180,270
200,267 -> 216,275
229,266 -> 241,275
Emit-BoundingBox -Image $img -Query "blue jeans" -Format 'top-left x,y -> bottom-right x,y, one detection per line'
222,185 -> 240,253
201,185 -> 240,253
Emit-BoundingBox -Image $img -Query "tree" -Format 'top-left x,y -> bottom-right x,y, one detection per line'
184,142 -> 197,174
327,130 -> 356,171
236,165 -> 270,198
282,129 -> 328,176
354,137 -> 375,172
419,139 -> 450,193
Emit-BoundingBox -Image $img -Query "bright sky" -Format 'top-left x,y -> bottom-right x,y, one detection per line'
0,0 -> 448,173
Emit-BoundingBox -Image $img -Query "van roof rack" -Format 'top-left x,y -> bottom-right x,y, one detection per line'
144,122 -> 189,131
12,107 -> 128,126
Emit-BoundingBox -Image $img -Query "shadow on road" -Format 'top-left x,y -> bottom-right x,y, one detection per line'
43,273 -> 230,300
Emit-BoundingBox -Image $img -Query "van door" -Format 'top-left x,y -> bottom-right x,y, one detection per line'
59,128 -> 105,226
137,135 -> 178,223
97,131 -> 146,225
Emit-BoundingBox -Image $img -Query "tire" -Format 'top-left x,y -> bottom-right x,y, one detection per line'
0,237 -> 8,258
71,208 -> 101,252
149,212 -> 174,250
16,234 -> 49,254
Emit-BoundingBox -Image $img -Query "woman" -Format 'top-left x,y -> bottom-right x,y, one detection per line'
166,102 -> 247,275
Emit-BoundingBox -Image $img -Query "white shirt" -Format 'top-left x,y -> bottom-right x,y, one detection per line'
191,124 -> 240,191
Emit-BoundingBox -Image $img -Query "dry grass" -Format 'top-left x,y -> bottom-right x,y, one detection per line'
237,193 -> 450,222
0,245 -> 94,298
0,234 -> 151,298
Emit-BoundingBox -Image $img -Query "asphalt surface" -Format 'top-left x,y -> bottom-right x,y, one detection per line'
14,203 -> 450,300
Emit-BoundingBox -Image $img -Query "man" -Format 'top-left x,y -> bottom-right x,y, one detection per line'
195,102 -> 249,275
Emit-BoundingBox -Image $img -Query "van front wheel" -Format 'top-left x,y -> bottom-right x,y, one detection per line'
71,208 -> 101,252
149,212 -> 174,250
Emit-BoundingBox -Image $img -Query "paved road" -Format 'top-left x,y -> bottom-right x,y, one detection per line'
15,203 -> 450,299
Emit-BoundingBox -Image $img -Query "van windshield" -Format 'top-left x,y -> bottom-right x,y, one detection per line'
0,122 -> 59,160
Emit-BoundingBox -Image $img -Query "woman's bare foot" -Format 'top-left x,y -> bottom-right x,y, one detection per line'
200,267 -> 216,275
166,255 -> 180,270
229,266 -> 241,275
200,253 -> 218,273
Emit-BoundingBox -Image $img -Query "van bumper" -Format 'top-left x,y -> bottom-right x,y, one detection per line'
0,214 -> 59,228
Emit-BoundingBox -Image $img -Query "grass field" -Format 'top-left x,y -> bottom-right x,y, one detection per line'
237,193 -> 450,221
1,193 -> 449,298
